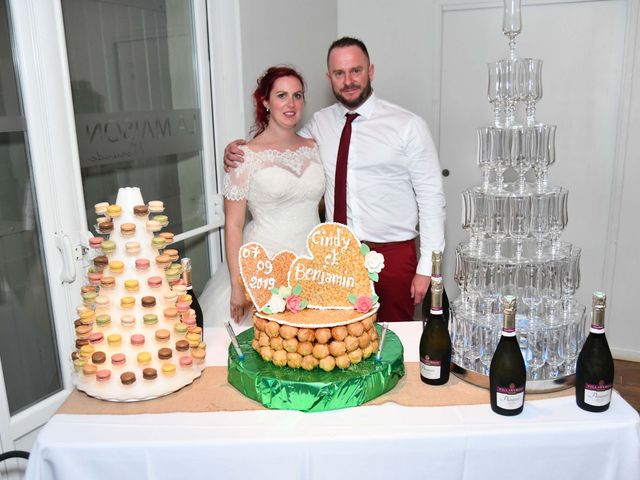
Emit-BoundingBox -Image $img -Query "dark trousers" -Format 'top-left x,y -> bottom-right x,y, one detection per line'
364,239 -> 417,322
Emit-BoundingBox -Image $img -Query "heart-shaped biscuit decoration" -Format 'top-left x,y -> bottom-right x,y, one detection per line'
288,223 -> 374,308
238,243 -> 296,310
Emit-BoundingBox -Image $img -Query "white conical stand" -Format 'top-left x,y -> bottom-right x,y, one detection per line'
73,187 -> 205,401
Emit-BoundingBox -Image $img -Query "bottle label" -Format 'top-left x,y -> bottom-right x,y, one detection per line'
495,385 -> 525,410
420,357 -> 442,380
584,382 -> 612,407
430,308 -> 443,315
589,326 -> 605,334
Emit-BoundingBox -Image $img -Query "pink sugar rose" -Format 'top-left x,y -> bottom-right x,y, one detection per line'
355,295 -> 373,313
286,295 -> 303,313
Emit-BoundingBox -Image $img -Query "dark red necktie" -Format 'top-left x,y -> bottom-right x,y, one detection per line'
333,112 -> 359,224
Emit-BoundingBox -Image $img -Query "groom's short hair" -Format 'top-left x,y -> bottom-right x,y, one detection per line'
327,37 -> 370,66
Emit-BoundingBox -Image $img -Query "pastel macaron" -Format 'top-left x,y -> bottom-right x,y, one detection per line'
100,276 -> 116,289
137,351 -> 152,365
146,220 -> 161,232
147,200 -> 164,213
120,223 -> 136,237
95,369 -> 112,382
147,276 -> 163,289
89,236 -> 103,248
120,314 -> 136,328
109,260 -> 124,273
163,307 -> 178,321
97,220 -> 113,233
163,249 -> 179,262
151,236 -> 166,249
155,329 -> 171,343
94,202 -> 109,215
152,215 -> 169,227
91,351 -> 106,364
106,204 -> 122,218
125,241 -> 141,254
161,363 -> 176,377
155,254 -> 171,269
107,333 -> 122,346
111,353 -> 126,366
164,291 -> 178,304
135,258 -> 150,270
94,295 -> 111,309
158,347 -> 172,360
130,334 -> 145,346
101,240 -> 116,254
191,348 -> 206,364
141,296 -> 156,308
120,296 -> 135,309
120,371 -> 136,385
88,332 -> 104,345
96,314 -> 112,327
159,232 -> 174,244
179,356 -> 193,368
124,279 -> 139,292
173,323 -> 188,336
133,204 -> 148,216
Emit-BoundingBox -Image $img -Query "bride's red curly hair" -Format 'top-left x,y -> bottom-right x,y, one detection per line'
251,66 -> 305,137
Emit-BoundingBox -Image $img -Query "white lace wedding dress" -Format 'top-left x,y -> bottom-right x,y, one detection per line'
200,144 -> 325,327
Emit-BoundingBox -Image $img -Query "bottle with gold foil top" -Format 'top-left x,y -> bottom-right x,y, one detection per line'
181,258 -> 204,329
422,250 -> 450,325
576,292 -> 614,412
489,295 -> 526,415
419,276 -> 451,385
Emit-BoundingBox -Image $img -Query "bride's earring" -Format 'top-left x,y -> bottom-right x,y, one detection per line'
266,107 -> 270,113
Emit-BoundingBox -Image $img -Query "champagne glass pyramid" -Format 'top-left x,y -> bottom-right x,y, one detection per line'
450,0 -> 587,392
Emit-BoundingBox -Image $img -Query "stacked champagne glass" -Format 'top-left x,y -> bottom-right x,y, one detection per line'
450,0 -> 586,392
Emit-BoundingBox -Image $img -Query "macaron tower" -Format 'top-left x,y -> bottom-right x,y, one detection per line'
73,187 -> 205,401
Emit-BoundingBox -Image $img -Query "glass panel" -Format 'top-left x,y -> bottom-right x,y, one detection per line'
61,0 -> 210,283
0,2 -> 62,414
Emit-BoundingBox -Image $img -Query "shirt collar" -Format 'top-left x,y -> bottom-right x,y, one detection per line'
336,92 -> 377,121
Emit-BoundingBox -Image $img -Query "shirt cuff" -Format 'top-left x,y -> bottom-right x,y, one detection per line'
416,256 -> 433,277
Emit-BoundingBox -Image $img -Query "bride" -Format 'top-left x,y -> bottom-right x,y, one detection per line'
201,66 -> 325,325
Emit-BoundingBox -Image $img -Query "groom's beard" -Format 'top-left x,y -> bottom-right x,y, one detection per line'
333,78 -> 373,110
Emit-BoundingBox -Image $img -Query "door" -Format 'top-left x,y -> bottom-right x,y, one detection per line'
0,0 -> 224,470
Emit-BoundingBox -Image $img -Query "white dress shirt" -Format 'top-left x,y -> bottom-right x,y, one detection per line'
299,93 -> 446,276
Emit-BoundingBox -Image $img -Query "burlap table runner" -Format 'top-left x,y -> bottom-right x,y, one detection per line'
57,363 -> 574,415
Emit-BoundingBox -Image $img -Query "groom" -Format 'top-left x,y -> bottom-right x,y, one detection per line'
224,37 -> 445,322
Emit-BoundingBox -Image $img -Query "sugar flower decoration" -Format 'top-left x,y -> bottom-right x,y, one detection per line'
355,295 -> 373,313
286,295 -> 303,313
262,294 -> 286,314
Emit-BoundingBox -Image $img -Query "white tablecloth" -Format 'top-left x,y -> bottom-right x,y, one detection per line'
26,323 -> 640,480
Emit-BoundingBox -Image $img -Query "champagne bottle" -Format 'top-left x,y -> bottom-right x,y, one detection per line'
422,250 -> 450,325
575,292 -> 614,412
489,295 -> 526,415
419,276 -> 452,385
181,258 -> 204,329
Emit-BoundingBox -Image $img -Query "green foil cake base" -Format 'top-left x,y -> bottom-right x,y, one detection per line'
227,324 -> 405,412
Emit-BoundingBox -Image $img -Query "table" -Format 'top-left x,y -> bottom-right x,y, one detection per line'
25,322 -> 640,480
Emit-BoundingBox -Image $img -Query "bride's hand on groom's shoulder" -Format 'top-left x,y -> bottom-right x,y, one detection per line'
223,138 -> 248,172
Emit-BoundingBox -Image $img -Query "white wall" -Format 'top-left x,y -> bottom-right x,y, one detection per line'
238,0 -> 337,135
337,0 -> 436,125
